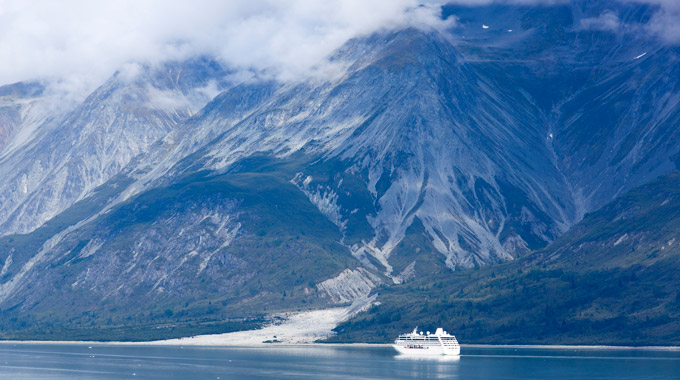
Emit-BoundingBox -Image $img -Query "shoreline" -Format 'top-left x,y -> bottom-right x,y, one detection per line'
0,340 -> 678,351
461,344 -> 680,351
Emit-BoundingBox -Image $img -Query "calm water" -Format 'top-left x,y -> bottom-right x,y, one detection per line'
0,343 -> 679,379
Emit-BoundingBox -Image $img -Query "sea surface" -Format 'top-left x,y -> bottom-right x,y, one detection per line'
0,343 -> 679,379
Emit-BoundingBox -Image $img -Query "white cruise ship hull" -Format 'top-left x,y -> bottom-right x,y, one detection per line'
393,327 -> 460,356
392,343 -> 460,356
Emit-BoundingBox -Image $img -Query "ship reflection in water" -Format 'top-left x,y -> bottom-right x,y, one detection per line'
0,343 -> 678,379
395,354 -> 461,362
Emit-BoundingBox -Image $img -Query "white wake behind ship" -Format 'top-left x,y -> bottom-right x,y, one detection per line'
393,327 -> 460,356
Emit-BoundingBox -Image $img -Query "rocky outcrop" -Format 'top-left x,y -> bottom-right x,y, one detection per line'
316,268 -> 381,304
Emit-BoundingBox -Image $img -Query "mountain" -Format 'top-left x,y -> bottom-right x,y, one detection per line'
0,58 -> 230,237
0,82 -> 45,150
0,0 -> 678,341
331,172 -> 680,345
0,156 -> 372,340
180,28 -> 580,272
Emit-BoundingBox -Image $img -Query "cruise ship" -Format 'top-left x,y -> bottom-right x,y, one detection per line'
393,327 -> 460,356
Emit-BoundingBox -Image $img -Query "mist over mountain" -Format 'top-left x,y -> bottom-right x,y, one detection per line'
0,0 -> 678,342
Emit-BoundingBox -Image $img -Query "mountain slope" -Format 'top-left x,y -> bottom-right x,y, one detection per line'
0,58 -> 230,236
331,172 -> 680,345
0,82 -> 46,150
173,29 -> 579,273
449,1 -> 680,214
0,155 -> 376,340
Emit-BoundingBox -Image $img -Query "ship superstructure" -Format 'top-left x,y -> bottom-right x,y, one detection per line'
392,327 -> 460,356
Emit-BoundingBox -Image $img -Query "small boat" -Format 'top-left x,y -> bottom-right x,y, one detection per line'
393,327 -> 460,356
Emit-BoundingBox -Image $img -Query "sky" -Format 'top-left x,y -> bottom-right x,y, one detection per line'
0,0 -> 677,97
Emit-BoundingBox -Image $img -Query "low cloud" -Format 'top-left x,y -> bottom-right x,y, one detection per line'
1,0 -> 677,98
578,4 -> 680,44
580,11 -> 621,32
0,0 -> 453,96
638,0 -> 680,43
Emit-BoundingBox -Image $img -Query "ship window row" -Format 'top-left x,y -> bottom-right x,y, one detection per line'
399,338 -> 457,342
399,338 -> 443,341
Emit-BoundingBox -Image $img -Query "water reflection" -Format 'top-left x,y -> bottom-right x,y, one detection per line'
0,344 -> 678,379
393,353 -> 461,379
222,345 -> 344,359
394,354 -> 461,362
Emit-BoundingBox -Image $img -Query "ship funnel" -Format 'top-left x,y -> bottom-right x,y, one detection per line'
435,328 -> 444,336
